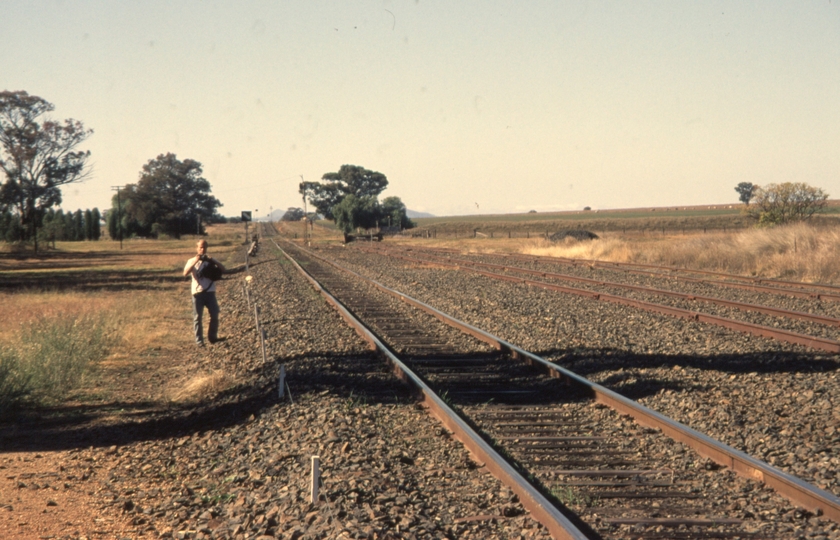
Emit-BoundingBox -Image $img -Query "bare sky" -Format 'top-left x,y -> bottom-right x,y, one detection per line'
3,0 -> 838,217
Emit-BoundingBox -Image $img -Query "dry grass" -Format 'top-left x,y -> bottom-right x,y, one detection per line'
0,225 -> 246,409
383,222 -> 840,285
166,370 -> 235,404
522,223 -> 840,284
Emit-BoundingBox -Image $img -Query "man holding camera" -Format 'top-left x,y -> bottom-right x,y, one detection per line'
183,239 -> 226,346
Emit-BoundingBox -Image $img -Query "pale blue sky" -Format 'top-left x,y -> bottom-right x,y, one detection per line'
3,1 -> 838,217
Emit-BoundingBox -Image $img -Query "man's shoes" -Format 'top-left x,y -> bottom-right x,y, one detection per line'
208,337 -> 226,344
196,340 -> 205,347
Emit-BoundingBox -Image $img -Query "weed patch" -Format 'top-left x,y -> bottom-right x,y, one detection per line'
0,312 -> 117,412
167,370 -> 235,404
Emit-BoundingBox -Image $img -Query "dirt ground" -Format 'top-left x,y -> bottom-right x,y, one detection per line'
0,330 -> 197,540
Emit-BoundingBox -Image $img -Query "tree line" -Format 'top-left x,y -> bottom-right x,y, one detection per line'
1,91 -> 225,247
0,207 -> 102,244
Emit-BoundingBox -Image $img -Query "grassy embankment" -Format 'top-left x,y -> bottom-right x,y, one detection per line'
0,224 -> 243,414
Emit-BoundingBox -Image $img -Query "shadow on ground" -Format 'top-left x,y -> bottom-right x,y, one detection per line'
2,345 -> 836,453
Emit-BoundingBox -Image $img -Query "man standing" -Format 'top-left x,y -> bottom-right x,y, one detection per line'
183,239 -> 225,346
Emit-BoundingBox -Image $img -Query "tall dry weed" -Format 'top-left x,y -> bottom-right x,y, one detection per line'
524,236 -> 635,263
167,370 -> 234,404
521,223 -> 840,284
0,311 -> 118,412
0,287 -> 187,412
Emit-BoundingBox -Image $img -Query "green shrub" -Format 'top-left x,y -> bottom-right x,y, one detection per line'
0,348 -> 32,412
0,313 -> 115,413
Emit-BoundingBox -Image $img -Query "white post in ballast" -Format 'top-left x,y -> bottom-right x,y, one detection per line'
311,456 -> 320,504
278,364 -> 286,399
260,328 -> 268,364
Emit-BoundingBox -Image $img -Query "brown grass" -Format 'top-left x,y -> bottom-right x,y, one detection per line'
383,222 -> 840,285
526,223 -> 840,284
166,370 -> 235,403
0,224 -> 247,407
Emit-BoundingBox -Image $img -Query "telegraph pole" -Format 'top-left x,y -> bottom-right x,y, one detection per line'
300,175 -> 309,246
111,186 -> 124,250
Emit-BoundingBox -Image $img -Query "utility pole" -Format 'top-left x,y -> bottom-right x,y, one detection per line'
300,175 -> 309,246
111,186 -> 124,250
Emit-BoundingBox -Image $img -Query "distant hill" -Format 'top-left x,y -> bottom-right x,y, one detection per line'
407,209 -> 435,218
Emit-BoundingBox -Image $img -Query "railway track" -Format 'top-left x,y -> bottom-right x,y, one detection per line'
404,246 -> 840,303
269,236 -> 840,540
357,244 -> 840,353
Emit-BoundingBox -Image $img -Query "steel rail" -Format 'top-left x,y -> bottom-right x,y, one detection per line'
366,245 -> 840,329
564,258 -> 840,302
272,240 -> 590,540
577,257 -> 840,295
283,239 -> 840,524
418,245 -> 840,295
369,248 -> 840,353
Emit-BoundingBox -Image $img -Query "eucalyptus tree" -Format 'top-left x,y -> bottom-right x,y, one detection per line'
299,165 -> 388,221
114,153 -> 222,238
0,91 -> 92,251
735,182 -> 756,205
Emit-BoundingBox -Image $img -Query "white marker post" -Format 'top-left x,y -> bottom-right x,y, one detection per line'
310,456 -> 320,504
260,328 -> 268,364
278,364 -> 286,399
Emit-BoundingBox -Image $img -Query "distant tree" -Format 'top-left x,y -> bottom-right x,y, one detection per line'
73,209 -> 84,240
114,153 -> 222,238
746,182 -> 829,226
322,165 -> 388,199
62,211 -> 74,241
299,180 -> 341,221
84,209 -> 93,240
333,195 -> 382,234
380,196 -> 415,229
39,208 -> 58,246
300,165 -> 388,221
735,182 -> 756,205
0,210 -> 23,242
281,207 -> 305,221
52,209 -> 66,241
0,91 -> 92,251
90,207 -> 101,240
106,208 -> 118,240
